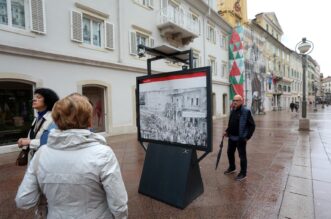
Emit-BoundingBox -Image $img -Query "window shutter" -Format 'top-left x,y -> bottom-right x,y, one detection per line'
30,0 -> 46,34
129,31 -> 137,55
105,22 -> 114,49
149,37 -> 154,48
71,11 -> 82,42
148,0 -> 154,9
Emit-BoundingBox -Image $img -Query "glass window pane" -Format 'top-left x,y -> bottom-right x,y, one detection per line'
0,82 -> 34,146
0,0 -> 8,25
92,20 -> 101,47
136,33 -> 147,47
83,17 -> 91,44
11,0 -> 25,28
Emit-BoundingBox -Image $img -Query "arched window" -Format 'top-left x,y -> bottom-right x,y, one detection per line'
0,81 -> 34,146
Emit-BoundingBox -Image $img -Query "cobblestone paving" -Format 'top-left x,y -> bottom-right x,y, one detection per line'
1,105 -> 331,219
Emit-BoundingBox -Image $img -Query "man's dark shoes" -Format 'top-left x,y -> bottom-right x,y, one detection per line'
224,168 -> 236,175
235,173 -> 247,181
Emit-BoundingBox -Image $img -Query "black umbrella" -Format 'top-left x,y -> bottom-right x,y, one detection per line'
215,136 -> 225,170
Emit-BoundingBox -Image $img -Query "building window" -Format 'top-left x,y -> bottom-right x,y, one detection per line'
71,10 -> 114,50
83,16 -> 102,47
208,57 -> 217,76
129,30 -> 154,56
221,62 -> 227,78
133,0 -> 154,9
0,0 -> 46,33
193,52 -> 201,68
0,0 -> 25,29
136,32 -> 148,47
2,0 -> 25,28
0,81 -> 34,146
220,34 -> 227,48
191,12 -> 200,34
207,24 -> 216,44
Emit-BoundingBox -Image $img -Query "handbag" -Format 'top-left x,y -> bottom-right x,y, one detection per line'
16,147 -> 29,166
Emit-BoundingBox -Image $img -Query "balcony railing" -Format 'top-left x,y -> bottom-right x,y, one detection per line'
157,7 -> 199,45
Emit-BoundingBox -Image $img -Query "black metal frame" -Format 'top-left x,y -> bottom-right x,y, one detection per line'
136,67 -> 212,153
137,44 -> 194,76
135,44 -> 212,161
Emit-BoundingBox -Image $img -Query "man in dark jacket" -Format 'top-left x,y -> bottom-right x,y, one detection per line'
223,95 -> 255,181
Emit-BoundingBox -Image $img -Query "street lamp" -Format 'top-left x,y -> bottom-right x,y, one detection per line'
295,37 -> 314,131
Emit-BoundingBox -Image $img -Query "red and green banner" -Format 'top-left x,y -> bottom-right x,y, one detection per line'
229,26 -> 244,100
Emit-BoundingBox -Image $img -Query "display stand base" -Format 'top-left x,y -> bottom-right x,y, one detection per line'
138,143 -> 204,209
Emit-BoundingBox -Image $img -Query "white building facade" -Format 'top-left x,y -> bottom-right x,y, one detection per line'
0,0 -> 231,153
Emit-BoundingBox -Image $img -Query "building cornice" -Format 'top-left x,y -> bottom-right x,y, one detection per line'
0,44 -> 148,74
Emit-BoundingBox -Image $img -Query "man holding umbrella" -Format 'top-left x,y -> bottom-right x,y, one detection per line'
223,94 -> 255,181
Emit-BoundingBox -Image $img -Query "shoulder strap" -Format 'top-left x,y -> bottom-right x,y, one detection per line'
30,118 -> 46,139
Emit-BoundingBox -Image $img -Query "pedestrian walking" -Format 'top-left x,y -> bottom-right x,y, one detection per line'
17,88 -> 59,164
15,93 -> 128,219
294,103 -> 299,112
223,94 -> 256,181
290,102 -> 295,112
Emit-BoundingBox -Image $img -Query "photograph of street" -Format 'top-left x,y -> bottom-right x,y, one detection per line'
138,72 -> 209,147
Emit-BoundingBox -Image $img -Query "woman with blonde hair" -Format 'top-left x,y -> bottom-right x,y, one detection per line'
15,93 -> 128,219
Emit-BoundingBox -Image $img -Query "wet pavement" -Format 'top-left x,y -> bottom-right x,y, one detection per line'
1,105 -> 331,219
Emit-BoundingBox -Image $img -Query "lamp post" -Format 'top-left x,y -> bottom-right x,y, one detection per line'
295,38 -> 314,131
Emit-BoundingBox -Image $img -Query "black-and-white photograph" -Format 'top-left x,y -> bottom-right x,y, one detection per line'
137,71 -> 210,148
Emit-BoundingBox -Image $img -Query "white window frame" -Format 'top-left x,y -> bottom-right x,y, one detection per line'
190,11 -> 200,35
133,0 -> 154,9
220,33 -> 227,49
0,0 -> 47,34
207,23 -> 216,44
0,0 -> 28,30
129,29 -> 154,57
208,56 -> 217,76
192,51 -> 201,68
70,10 -> 114,50
82,15 -> 103,47
221,61 -> 227,78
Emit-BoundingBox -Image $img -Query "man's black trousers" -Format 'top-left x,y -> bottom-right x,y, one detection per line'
227,139 -> 247,175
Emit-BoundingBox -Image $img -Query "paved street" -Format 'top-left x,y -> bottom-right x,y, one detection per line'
1,105 -> 331,219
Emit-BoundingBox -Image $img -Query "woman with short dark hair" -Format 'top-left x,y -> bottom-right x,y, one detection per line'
16,93 -> 128,219
17,88 -> 59,162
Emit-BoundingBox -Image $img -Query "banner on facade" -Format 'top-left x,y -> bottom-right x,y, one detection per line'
229,26 -> 245,101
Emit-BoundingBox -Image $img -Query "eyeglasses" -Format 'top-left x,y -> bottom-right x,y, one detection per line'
32,96 -> 44,101
233,99 -> 241,102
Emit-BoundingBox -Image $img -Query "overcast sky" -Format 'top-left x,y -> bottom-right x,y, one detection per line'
247,0 -> 329,77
